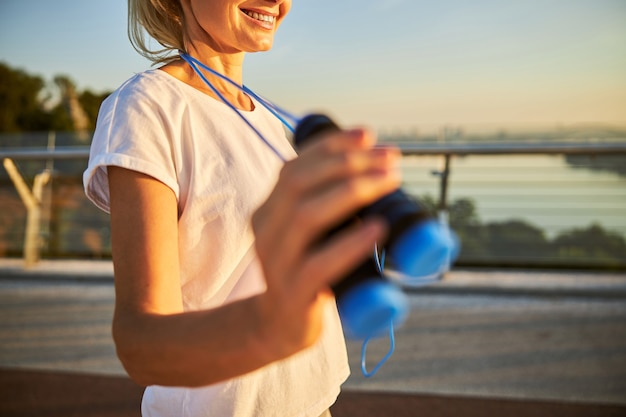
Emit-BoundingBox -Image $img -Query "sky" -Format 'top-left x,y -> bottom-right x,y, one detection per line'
1,0 -> 625,131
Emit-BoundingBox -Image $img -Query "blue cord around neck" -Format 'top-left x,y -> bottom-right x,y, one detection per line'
179,53 -> 301,162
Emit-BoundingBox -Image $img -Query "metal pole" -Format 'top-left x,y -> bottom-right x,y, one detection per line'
437,154 -> 451,213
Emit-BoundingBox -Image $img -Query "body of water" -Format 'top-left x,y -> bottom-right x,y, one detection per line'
401,154 -> 626,238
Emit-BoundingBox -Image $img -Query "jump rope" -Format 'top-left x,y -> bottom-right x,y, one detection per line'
179,52 -> 456,377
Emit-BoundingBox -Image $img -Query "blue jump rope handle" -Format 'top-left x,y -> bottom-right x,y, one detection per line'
293,114 -> 458,340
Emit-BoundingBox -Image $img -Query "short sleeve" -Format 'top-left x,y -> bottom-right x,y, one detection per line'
83,73 -> 181,213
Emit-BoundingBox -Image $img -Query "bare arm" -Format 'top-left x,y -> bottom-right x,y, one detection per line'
108,166 -> 272,387
108,128 -> 401,387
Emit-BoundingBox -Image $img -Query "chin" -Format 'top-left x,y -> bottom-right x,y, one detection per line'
246,44 -> 273,53
254,38 -> 274,52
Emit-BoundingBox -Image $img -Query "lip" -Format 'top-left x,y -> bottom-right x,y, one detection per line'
240,8 -> 277,29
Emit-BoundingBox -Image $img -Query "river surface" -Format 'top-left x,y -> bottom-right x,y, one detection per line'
401,153 -> 626,238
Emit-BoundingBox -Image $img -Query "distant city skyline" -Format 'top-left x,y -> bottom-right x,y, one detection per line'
1,0 -> 625,131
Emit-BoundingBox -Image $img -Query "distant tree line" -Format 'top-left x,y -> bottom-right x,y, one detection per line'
421,196 -> 626,269
0,62 -> 111,134
565,154 -> 626,178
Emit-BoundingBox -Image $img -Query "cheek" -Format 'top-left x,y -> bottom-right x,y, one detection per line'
191,1 -> 232,34
278,1 -> 292,25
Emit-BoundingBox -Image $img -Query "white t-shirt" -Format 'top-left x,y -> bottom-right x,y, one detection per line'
83,69 -> 349,417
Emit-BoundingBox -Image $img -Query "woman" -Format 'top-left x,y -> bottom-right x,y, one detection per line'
84,0 -> 401,415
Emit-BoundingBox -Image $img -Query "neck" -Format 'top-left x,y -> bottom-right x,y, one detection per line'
162,48 -> 253,111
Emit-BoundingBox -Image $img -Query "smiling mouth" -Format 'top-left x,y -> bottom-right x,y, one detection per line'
241,9 -> 276,24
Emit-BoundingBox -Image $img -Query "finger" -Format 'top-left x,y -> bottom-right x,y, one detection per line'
255,141 -> 400,241
254,163 -> 400,285
291,127 -> 399,185
281,166 -> 400,255
280,146 -> 401,202
293,218 -> 388,301
297,127 -> 377,154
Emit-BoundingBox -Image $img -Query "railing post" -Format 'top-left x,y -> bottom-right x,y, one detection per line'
436,154 -> 452,279
2,158 -> 51,267
437,154 -> 451,215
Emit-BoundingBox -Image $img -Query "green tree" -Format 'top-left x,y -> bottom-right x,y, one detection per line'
54,76 -> 89,137
0,62 -> 51,131
553,224 -> 626,266
565,155 -> 626,177
417,195 -> 490,259
448,198 -> 490,259
484,220 -> 553,261
417,195 -> 626,267
0,62 -> 111,134
47,103 -> 74,132
79,89 -> 111,131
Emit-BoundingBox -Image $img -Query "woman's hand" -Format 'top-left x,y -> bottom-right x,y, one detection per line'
252,127 -> 401,359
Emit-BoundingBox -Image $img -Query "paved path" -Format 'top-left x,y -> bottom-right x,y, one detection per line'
1,259 -> 626,409
3,369 -> 626,417
344,292 -> 626,404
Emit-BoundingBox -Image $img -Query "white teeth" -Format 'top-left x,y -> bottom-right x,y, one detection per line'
243,10 -> 275,23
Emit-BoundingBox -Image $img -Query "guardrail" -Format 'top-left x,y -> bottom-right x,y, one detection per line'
3,141 -> 626,160
0,147 -> 91,160
2,141 -> 626,268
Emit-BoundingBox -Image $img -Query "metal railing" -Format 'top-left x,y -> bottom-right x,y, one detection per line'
2,140 -> 626,268
3,140 -> 626,160
0,147 -> 91,160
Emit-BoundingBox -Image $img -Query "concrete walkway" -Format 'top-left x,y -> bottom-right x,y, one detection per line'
1,258 -> 626,416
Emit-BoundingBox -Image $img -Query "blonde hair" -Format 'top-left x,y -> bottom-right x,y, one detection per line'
128,0 -> 185,64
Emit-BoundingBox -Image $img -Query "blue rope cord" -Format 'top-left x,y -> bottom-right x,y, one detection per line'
179,53 -> 289,162
360,244 -> 396,378
361,322 -> 396,378
243,86 -> 299,133
180,53 -> 300,131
